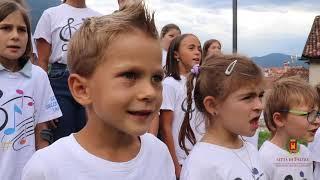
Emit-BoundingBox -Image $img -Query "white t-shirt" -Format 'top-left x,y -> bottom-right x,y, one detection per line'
160,76 -> 205,164
259,141 -> 314,180
34,3 -> 101,64
162,49 -> 167,68
22,133 -> 175,180
0,61 -> 62,180
309,128 -> 320,162
242,130 -> 259,148
31,35 -> 38,57
314,162 -> 320,179
181,141 -> 266,180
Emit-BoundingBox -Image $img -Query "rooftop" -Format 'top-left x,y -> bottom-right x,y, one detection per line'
301,16 -> 320,60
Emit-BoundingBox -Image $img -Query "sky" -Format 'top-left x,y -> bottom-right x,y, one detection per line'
85,0 -> 320,57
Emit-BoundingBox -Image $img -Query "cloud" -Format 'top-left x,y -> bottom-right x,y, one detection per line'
86,0 -> 319,56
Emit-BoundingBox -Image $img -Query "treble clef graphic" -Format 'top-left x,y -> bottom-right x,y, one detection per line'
59,18 -> 77,51
181,98 -> 196,119
0,107 -> 8,132
0,90 -> 8,131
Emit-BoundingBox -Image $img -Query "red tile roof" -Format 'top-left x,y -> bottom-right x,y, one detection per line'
302,16 -> 320,60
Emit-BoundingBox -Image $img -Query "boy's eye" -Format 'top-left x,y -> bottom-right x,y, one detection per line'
152,74 -> 163,83
259,94 -> 264,99
242,96 -> 253,100
122,72 -> 137,80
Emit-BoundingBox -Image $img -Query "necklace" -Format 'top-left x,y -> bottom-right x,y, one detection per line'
231,137 -> 260,180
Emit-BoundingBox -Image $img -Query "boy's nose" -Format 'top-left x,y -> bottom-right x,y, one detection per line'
138,82 -> 158,102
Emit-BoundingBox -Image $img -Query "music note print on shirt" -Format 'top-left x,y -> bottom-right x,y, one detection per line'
59,17 -> 86,51
0,89 -> 35,151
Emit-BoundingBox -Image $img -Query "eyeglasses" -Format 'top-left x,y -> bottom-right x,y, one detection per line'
279,109 -> 320,124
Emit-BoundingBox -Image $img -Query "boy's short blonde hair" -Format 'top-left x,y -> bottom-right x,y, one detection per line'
67,0 -> 158,77
264,76 -> 319,132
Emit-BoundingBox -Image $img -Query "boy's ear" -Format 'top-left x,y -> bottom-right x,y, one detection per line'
273,112 -> 286,128
203,96 -> 218,116
68,74 -> 92,105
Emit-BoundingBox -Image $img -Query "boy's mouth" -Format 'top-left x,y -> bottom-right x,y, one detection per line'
127,110 -> 153,118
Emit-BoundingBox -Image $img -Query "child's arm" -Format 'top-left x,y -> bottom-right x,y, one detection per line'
36,39 -> 51,72
148,114 -> 159,136
35,122 -> 49,150
160,110 -> 181,178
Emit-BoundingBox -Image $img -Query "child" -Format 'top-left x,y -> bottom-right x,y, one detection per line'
307,83 -> 320,179
10,0 -> 38,64
202,39 -> 221,58
160,33 -> 203,178
309,129 -> 320,179
148,24 -> 181,136
0,1 -> 62,180
21,1 -> 175,179
180,54 -> 266,180
260,77 -> 319,179
160,23 -> 181,67
34,0 -> 101,141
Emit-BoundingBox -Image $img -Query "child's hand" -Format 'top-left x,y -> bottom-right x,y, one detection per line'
175,164 -> 181,179
48,119 -> 59,129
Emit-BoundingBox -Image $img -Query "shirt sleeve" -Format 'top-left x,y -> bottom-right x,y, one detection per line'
33,68 -> 62,124
160,82 -> 177,111
21,153 -> 47,180
34,10 -> 52,44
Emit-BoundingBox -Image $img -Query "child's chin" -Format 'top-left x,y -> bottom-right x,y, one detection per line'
128,128 -> 149,137
243,129 -> 257,137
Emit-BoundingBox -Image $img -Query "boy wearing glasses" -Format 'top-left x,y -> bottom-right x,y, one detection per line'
259,76 -> 320,180
308,83 -> 320,179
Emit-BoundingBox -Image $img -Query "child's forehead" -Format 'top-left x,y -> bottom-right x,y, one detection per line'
289,100 -> 317,111
180,35 -> 200,45
233,85 -> 264,96
98,31 -> 161,68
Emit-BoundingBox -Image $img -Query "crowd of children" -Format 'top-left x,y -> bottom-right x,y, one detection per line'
0,0 -> 319,180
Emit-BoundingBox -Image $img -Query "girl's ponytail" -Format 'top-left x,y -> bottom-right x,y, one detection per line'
178,65 -> 199,155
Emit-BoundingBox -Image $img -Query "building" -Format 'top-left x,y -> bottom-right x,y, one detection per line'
301,15 -> 320,85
